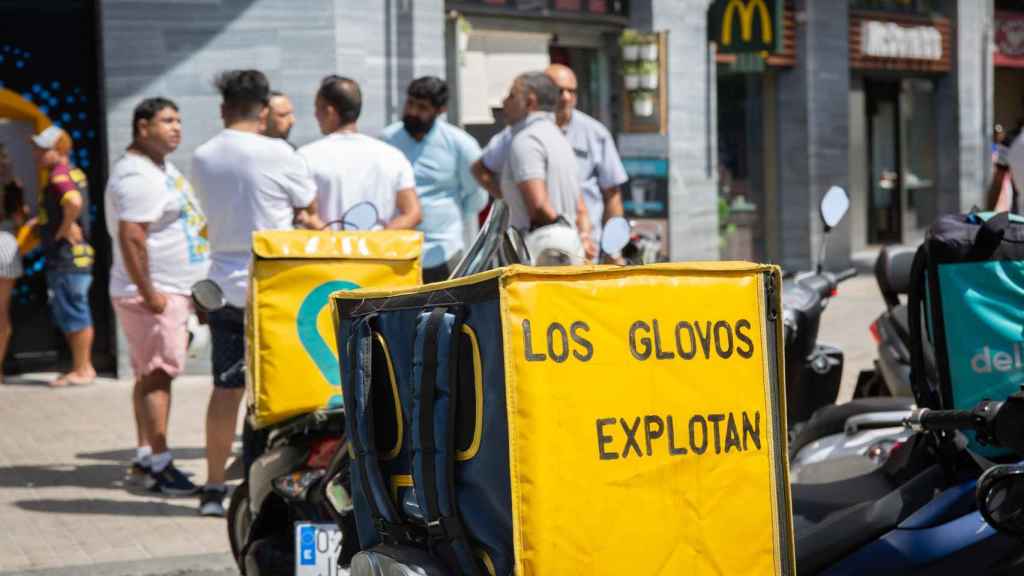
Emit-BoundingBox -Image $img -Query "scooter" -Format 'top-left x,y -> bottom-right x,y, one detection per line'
191,278 -> 350,576
793,394 -> 1024,575
789,244 -> 934,483
209,202 -> 384,575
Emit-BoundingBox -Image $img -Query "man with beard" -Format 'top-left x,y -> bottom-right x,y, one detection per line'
262,91 -> 296,147
382,76 -> 487,282
299,75 -> 421,233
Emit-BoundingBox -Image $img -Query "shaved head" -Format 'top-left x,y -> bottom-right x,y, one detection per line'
545,64 -> 578,127
545,63 -> 576,86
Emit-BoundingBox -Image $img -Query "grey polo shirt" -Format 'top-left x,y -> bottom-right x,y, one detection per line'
498,112 -> 581,233
482,110 -> 628,242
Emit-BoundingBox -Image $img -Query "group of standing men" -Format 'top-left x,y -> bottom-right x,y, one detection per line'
30,62 -> 627,516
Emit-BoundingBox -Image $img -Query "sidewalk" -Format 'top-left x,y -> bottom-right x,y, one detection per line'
0,374 -> 233,573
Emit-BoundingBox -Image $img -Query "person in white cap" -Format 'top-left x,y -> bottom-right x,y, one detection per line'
31,125 -> 96,387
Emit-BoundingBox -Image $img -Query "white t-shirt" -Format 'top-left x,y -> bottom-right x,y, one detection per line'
192,129 -> 316,307
105,153 -> 210,298
298,133 -> 415,229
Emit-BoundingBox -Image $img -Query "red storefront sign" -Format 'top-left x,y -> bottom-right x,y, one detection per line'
996,11 -> 1024,69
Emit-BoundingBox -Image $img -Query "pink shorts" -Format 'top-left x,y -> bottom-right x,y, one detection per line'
112,293 -> 193,379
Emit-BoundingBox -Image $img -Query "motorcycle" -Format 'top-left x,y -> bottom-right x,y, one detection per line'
793,393 -> 1024,575
789,242 -> 945,483
785,189 -> 936,483
191,278 -> 349,576
209,202 -> 387,575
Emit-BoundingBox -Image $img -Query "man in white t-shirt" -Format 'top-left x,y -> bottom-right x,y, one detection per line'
105,97 -> 210,496
191,69 -> 321,516
299,75 -> 421,231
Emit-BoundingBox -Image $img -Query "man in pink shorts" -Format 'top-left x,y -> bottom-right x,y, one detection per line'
104,97 -> 210,495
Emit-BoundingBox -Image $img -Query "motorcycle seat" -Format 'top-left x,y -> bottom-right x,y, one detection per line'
890,305 -> 909,344
793,464 -> 944,574
790,397 -> 916,456
874,245 -> 916,309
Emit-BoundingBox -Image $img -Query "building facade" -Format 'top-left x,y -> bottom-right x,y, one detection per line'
714,0 -> 995,271
0,0 -> 1004,376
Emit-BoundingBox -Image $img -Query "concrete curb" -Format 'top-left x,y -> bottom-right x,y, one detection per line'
0,553 -> 237,576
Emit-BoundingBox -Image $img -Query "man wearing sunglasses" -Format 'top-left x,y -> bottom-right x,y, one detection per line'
473,64 -> 627,259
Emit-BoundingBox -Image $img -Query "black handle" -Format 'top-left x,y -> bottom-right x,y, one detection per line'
918,408 -> 978,431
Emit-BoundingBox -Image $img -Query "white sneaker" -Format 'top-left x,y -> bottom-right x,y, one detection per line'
199,485 -> 228,517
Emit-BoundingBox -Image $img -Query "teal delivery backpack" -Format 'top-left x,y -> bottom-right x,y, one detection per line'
909,212 -> 1024,455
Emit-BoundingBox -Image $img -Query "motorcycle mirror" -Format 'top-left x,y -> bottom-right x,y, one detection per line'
342,202 -> 379,231
600,217 -> 631,256
191,279 -> 226,313
820,186 -> 850,232
978,463 -> 1024,537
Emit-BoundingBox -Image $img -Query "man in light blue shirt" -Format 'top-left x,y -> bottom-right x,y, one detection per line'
382,77 -> 487,282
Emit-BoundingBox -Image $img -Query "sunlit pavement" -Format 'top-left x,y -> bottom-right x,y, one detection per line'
0,374 -> 235,574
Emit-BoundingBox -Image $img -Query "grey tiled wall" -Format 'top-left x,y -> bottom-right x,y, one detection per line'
101,0 -> 444,178
632,0 -> 720,261
101,0 -> 443,375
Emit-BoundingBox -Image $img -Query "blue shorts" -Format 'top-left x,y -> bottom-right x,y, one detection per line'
209,305 -> 245,389
47,271 -> 93,334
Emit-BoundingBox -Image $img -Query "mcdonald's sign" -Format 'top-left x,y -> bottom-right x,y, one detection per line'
708,0 -> 782,55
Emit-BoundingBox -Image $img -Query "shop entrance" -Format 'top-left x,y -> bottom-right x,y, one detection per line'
865,78 -> 937,246
0,0 -> 115,375
867,81 -> 902,244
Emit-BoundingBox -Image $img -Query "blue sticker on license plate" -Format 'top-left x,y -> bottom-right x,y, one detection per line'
295,523 -> 344,576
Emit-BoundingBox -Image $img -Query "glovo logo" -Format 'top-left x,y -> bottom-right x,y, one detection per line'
296,280 -> 359,389
721,0 -> 772,47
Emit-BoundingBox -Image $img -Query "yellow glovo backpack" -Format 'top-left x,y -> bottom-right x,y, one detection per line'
246,229 -> 422,429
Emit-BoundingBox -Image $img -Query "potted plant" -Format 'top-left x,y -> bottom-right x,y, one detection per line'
620,29 -> 641,61
623,62 -> 641,90
638,34 -> 658,61
631,90 -> 655,117
638,60 -> 658,89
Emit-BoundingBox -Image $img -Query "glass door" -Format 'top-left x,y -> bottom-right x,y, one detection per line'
867,81 -> 902,244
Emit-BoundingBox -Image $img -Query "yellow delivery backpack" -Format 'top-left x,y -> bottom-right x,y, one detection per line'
247,229 -> 421,429
333,263 -> 795,575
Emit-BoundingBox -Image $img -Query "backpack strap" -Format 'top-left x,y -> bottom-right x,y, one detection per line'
349,316 -> 421,545
416,307 -> 483,576
969,211 -> 1010,260
908,244 -> 940,410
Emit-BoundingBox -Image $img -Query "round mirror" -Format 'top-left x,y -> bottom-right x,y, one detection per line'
190,279 -> 226,313
820,186 -> 850,230
601,217 -> 631,256
979,464 -> 1024,537
343,202 -> 380,231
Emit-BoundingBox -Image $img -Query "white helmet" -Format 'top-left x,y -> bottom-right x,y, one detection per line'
186,313 -> 211,359
525,221 -> 584,266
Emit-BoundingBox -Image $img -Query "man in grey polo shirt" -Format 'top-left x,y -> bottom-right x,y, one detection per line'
488,72 -> 590,247
473,64 -> 627,253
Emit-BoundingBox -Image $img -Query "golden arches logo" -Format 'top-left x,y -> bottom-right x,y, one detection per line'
721,0 -> 773,46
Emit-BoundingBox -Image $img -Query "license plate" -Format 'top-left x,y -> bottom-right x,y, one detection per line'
295,522 -> 345,576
